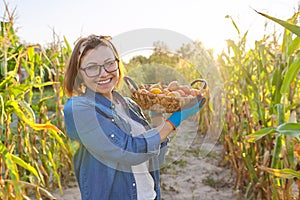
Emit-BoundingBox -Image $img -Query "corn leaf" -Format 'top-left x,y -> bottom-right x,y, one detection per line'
6,84 -> 30,97
276,122 -> 300,137
0,94 -> 5,124
48,129 -> 68,153
271,134 -> 283,169
10,154 -> 40,180
39,96 -> 54,103
259,166 -> 300,179
64,36 -> 72,55
0,63 -> 18,89
280,55 -> 300,94
27,46 -> 35,62
32,81 -> 59,88
6,100 -> 35,123
47,150 -> 62,194
6,100 -> 64,134
243,143 -> 258,182
247,127 -> 276,142
255,10 -> 300,37
0,141 -> 19,180
288,37 -> 300,56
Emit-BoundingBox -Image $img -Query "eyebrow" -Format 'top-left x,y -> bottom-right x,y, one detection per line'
104,58 -> 114,62
85,58 -> 115,66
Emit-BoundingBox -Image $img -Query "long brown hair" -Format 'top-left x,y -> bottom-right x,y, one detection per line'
64,35 -> 125,97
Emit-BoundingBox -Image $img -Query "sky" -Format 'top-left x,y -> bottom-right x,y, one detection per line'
1,0 -> 299,57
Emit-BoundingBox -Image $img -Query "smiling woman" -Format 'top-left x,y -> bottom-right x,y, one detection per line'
62,34 -> 206,200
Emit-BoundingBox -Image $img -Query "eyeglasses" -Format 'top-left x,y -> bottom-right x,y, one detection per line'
80,58 -> 119,77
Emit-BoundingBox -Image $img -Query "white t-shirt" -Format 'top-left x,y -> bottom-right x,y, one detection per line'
114,102 -> 156,200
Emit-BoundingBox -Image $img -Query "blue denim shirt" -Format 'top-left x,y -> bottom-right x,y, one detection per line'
63,89 -> 168,200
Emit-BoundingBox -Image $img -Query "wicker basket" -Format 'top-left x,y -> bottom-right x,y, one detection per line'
124,76 -> 208,113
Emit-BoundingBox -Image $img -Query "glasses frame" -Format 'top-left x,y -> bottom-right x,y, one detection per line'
80,58 -> 119,77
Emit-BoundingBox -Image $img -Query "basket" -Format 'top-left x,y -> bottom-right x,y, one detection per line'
124,76 -> 208,113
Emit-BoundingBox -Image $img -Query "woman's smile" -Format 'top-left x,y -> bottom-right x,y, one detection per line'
96,78 -> 112,85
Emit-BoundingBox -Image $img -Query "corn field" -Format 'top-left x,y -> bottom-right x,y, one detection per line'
1,4 -> 300,200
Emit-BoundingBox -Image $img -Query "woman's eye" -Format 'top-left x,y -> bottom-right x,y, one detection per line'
87,65 -> 98,70
107,61 -> 116,66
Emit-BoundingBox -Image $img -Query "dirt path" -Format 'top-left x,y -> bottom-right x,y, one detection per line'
53,119 -> 239,200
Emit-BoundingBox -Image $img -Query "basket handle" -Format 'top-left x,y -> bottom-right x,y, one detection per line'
124,76 -> 139,91
190,79 -> 207,89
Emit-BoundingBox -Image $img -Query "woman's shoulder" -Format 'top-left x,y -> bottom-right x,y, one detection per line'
64,96 -> 93,111
65,95 -> 92,104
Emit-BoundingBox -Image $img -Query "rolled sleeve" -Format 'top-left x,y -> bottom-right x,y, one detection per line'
142,129 -> 161,155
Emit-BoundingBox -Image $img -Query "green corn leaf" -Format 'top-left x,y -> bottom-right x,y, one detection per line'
280,55 -> 300,94
0,94 -> 5,124
39,96 -> 54,104
10,154 -> 40,180
276,122 -> 300,137
27,46 -> 35,62
6,100 -> 63,132
63,36 -> 72,55
32,81 -> 59,88
288,37 -> 300,56
0,62 -> 18,89
243,143 -> 258,182
48,129 -> 68,153
0,141 -> 19,180
11,100 -> 35,122
271,134 -> 283,169
47,150 -> 62,193
0,21 -> 6,37
247,127 -> 276,142
33,162 -> 46,185
7,84 -> 30,97
225,15 -> 240,35
255,10 -> 300,37
247,123 -> 300,142
276,104 -> 284,125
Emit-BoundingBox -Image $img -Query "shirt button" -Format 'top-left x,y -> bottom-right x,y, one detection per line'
111,105 -> 115,109
111,119 -> 115,122
110,134 -> 115,138
133,183 -> 136,187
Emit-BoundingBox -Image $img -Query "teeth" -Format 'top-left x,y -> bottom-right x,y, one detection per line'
97,79 -> 111,84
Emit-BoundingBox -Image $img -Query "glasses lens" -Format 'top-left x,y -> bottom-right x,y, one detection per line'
85,65 -> 100,77
104,60 -> 118,72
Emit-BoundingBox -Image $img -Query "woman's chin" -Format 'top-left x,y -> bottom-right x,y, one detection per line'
95,86 -> 113,96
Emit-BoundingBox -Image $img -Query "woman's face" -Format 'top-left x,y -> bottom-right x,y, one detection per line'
80,45 -> 119,99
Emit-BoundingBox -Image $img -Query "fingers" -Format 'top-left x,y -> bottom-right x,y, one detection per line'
180,96 -> 201,110
181,97 -> 198,110
198,98 -> 206,108
195,94 -> 204,102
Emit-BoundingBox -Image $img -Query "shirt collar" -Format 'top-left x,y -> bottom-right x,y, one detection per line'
84,88 -> 127,109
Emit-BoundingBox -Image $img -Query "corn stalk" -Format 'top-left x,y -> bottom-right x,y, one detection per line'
0,3 -> 74,198
219,11 -> 300,199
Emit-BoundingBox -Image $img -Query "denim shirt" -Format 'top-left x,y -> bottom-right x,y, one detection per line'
63,89 -> 168,200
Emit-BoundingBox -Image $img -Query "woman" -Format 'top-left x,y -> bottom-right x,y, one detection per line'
63,35 -> 206,200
